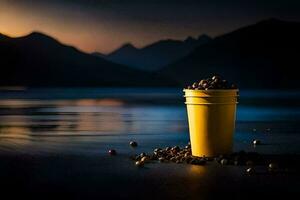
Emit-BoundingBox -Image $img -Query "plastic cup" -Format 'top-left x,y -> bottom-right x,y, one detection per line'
184,89 -> 238,157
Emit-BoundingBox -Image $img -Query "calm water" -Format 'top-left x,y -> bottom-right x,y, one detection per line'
0,88 -> 300,155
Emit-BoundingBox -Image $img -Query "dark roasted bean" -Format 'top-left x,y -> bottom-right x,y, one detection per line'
268,163 -> 279,172
135,160 -> 144,167
246,167 -> 255,175
192,82 -> 198,88
108,149 -> 116,155
130,141 -> 138,147
252,139 -> 261,145
140,152 -> 146,157
185,75 -> 237,90
220,158 -> 228,165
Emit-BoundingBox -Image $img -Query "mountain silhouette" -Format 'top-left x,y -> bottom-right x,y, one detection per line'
0,32 -> 174,87
160,18 -> 300,88
91,52 -> 106,58
101,34 -> 212,71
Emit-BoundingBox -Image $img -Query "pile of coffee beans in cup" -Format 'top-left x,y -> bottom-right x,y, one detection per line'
186,75 -> 237,90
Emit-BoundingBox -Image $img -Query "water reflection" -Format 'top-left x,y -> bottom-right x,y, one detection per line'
0,88 -> 299,155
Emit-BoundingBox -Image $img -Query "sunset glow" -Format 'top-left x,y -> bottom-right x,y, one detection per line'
1,0 -> 300,54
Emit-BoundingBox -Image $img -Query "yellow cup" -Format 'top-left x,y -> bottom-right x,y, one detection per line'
184,89 -> 238,157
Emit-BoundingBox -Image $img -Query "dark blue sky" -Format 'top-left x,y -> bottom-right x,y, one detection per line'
1,0 -> 299,53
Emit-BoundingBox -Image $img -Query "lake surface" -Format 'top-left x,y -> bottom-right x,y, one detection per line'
0,88 -> 300,155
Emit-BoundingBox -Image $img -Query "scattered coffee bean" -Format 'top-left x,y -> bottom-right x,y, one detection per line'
108,149 -> 116,155
135,160 -> 144,167
220,158 -> 228,165
140,152 -> 146,157
234,160 -> 240,166
246,167 -> 255,175
192,82 -> 198,89
141,156 -> 148,162
253,139 -> 261,145
268,163 -> 279,172
246,160 -> 254,166
165,147 -> 171,151
130,141 -> 138,147
130,143 -> 288,176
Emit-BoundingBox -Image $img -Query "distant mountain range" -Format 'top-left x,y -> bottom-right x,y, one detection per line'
94,34 -> 212,71
0,32 -> 174,87
160,18 -> 300,88
1,18 -> 300,88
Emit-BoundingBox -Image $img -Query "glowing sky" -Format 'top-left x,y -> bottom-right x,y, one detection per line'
1,0 -> 300,53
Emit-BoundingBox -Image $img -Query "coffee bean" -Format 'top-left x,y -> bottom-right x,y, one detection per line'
268,163 -> 279,172
140,152 -> 146,157
212,75 -> 221,81
190,159 -> 197,165
141,156 -> 148,162
231,84 -> 237,89
246,167 -> 255,175
172,146 -> 180,152
253,139 -> 261,145
185,75 -> 237,90
130,141 -> 138,147
192,82 -> 198,88
108,149 -> 116,155
234,160 -> 240,166
246,160 -> 254,166
220,158 -> 228,165
135,160 -> 144,167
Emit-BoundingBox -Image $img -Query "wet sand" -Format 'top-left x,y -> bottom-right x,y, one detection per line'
0,153 -> 299,200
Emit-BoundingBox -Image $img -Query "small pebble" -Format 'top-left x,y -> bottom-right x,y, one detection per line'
108,149 -> 116,155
